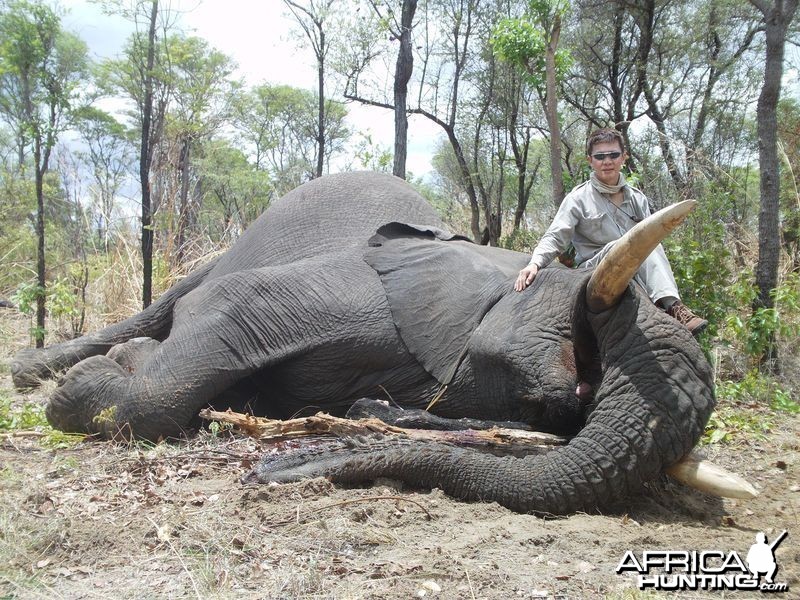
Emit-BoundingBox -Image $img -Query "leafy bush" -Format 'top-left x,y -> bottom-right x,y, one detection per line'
500,228 -> 539,253
723,272 -> 800,365
12,276 -> 84,343
664,231 -> 734,338
0,393 -> 85,448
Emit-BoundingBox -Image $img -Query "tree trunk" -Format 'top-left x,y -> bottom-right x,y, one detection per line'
34,146 -> 46,348
315,28 -> 325,179
751,0 -> 799,372
544,14 -> 564,209
643,79 -> 686,191
141,0 -> 158,309
176,136 -> 190,265
393,0 -> 417,179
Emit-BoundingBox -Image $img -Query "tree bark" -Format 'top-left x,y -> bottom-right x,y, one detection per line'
544,13 -> 564,209
392,0 -> 417,179
34,144 -> 46,348
176,135 -> 190,265
315,27 -> 325,179
140,0 -> 158,308
750,0 -> 799,371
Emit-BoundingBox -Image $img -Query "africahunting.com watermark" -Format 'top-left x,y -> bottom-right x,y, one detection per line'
616,530 -> 789,593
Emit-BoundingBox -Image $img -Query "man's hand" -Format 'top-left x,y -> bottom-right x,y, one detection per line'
514,264 -> 539,292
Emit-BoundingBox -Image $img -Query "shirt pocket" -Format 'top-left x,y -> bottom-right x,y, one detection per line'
578,213 -> 608,243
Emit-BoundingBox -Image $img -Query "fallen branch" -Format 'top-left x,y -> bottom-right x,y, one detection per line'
199,408 -> 759,500
198,408 -> 567,455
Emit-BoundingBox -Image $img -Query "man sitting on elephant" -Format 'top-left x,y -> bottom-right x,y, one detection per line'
514,127 -> 708,336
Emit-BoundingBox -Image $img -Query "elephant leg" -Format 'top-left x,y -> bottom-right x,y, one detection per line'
11,257 -> 218,389
46,257 -> 386,441
346,398 -> 532,431
47,313 -> 265,440
106,338 -> 162,373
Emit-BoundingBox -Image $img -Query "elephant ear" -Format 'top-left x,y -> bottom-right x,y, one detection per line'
365,222 -> 509,384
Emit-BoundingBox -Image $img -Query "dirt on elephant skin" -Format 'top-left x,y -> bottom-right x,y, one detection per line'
1,311 -> 798,600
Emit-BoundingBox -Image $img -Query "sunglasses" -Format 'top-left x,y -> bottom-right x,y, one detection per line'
591,151 -> 622,161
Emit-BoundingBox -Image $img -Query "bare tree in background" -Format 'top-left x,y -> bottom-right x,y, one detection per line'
749,0 -> 799,371
369,0 -> 418,178
284,0 -> 337,179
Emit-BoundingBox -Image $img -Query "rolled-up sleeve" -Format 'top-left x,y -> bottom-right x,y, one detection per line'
528,195 -> 581,269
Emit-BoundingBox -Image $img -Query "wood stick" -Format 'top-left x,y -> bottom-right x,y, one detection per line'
198,408 -> 568,454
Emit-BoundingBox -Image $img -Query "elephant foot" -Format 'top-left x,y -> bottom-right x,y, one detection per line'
47,356 -> 129,438
106,337 -> 161,373
10,348 -> 55,390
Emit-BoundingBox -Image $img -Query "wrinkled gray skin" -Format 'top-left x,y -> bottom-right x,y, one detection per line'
11,172 -> 715,514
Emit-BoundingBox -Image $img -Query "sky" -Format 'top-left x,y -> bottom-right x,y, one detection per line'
59,0 -> 441,177
52,0 -> 800,181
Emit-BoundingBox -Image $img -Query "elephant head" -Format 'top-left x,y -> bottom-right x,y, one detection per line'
251,202 -> 716,515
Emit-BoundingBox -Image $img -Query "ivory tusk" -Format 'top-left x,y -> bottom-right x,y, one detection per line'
665,452 -> 759,500
586,199 -> 697,312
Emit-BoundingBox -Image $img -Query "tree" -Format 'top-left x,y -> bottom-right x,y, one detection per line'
356,0 -> 418,178
778,98 -> 800,271
97,0 -> 174,307
74,106 -> 133,252
284,0 -> 338,178
749,0 -> 799,370
140,0 -> 158,307
0,0 -> 88,346
164,35 -> 236,264
492,0 -> 570,209
193,138 -> 272,244
411,0 -> 487,243
231,83 -> 348,195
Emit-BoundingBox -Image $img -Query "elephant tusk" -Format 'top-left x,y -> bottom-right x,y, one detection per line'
586,200 -> 697,312
665,452 -> 759,500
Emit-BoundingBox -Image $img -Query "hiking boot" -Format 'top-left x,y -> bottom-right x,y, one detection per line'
666,301 -> 708,336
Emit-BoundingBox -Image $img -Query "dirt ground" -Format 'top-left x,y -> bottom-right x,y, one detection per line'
1,309 -> 798,600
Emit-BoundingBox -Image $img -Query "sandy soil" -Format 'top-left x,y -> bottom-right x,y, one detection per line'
1,310 -> 798,600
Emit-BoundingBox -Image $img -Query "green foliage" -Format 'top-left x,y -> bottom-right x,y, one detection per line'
500,228 -> 538,253
231,83 -> 349,195
92,405 -> 117,428
0,395 -> 48,431
723,273 -> 800,362
11,281 -> 44,316
664,224 -> 733,339
47,277 -> 81,321
703,407 -> 772,445
490,14 -> 571,89
352,133 -> 392,173
208,420 -> 233,437
194,138 -> 272,240
12,274 -> 83,340
0,393 -> 84,448
0,0 -> 89,145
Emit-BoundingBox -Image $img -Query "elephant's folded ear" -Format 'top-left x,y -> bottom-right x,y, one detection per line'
368,222 -> 473,247
365,230 -> 508,385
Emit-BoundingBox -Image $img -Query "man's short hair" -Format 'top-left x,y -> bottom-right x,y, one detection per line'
587,128 -> 626,155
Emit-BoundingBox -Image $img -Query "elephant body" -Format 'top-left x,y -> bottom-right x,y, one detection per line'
11,172 -> 715,514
